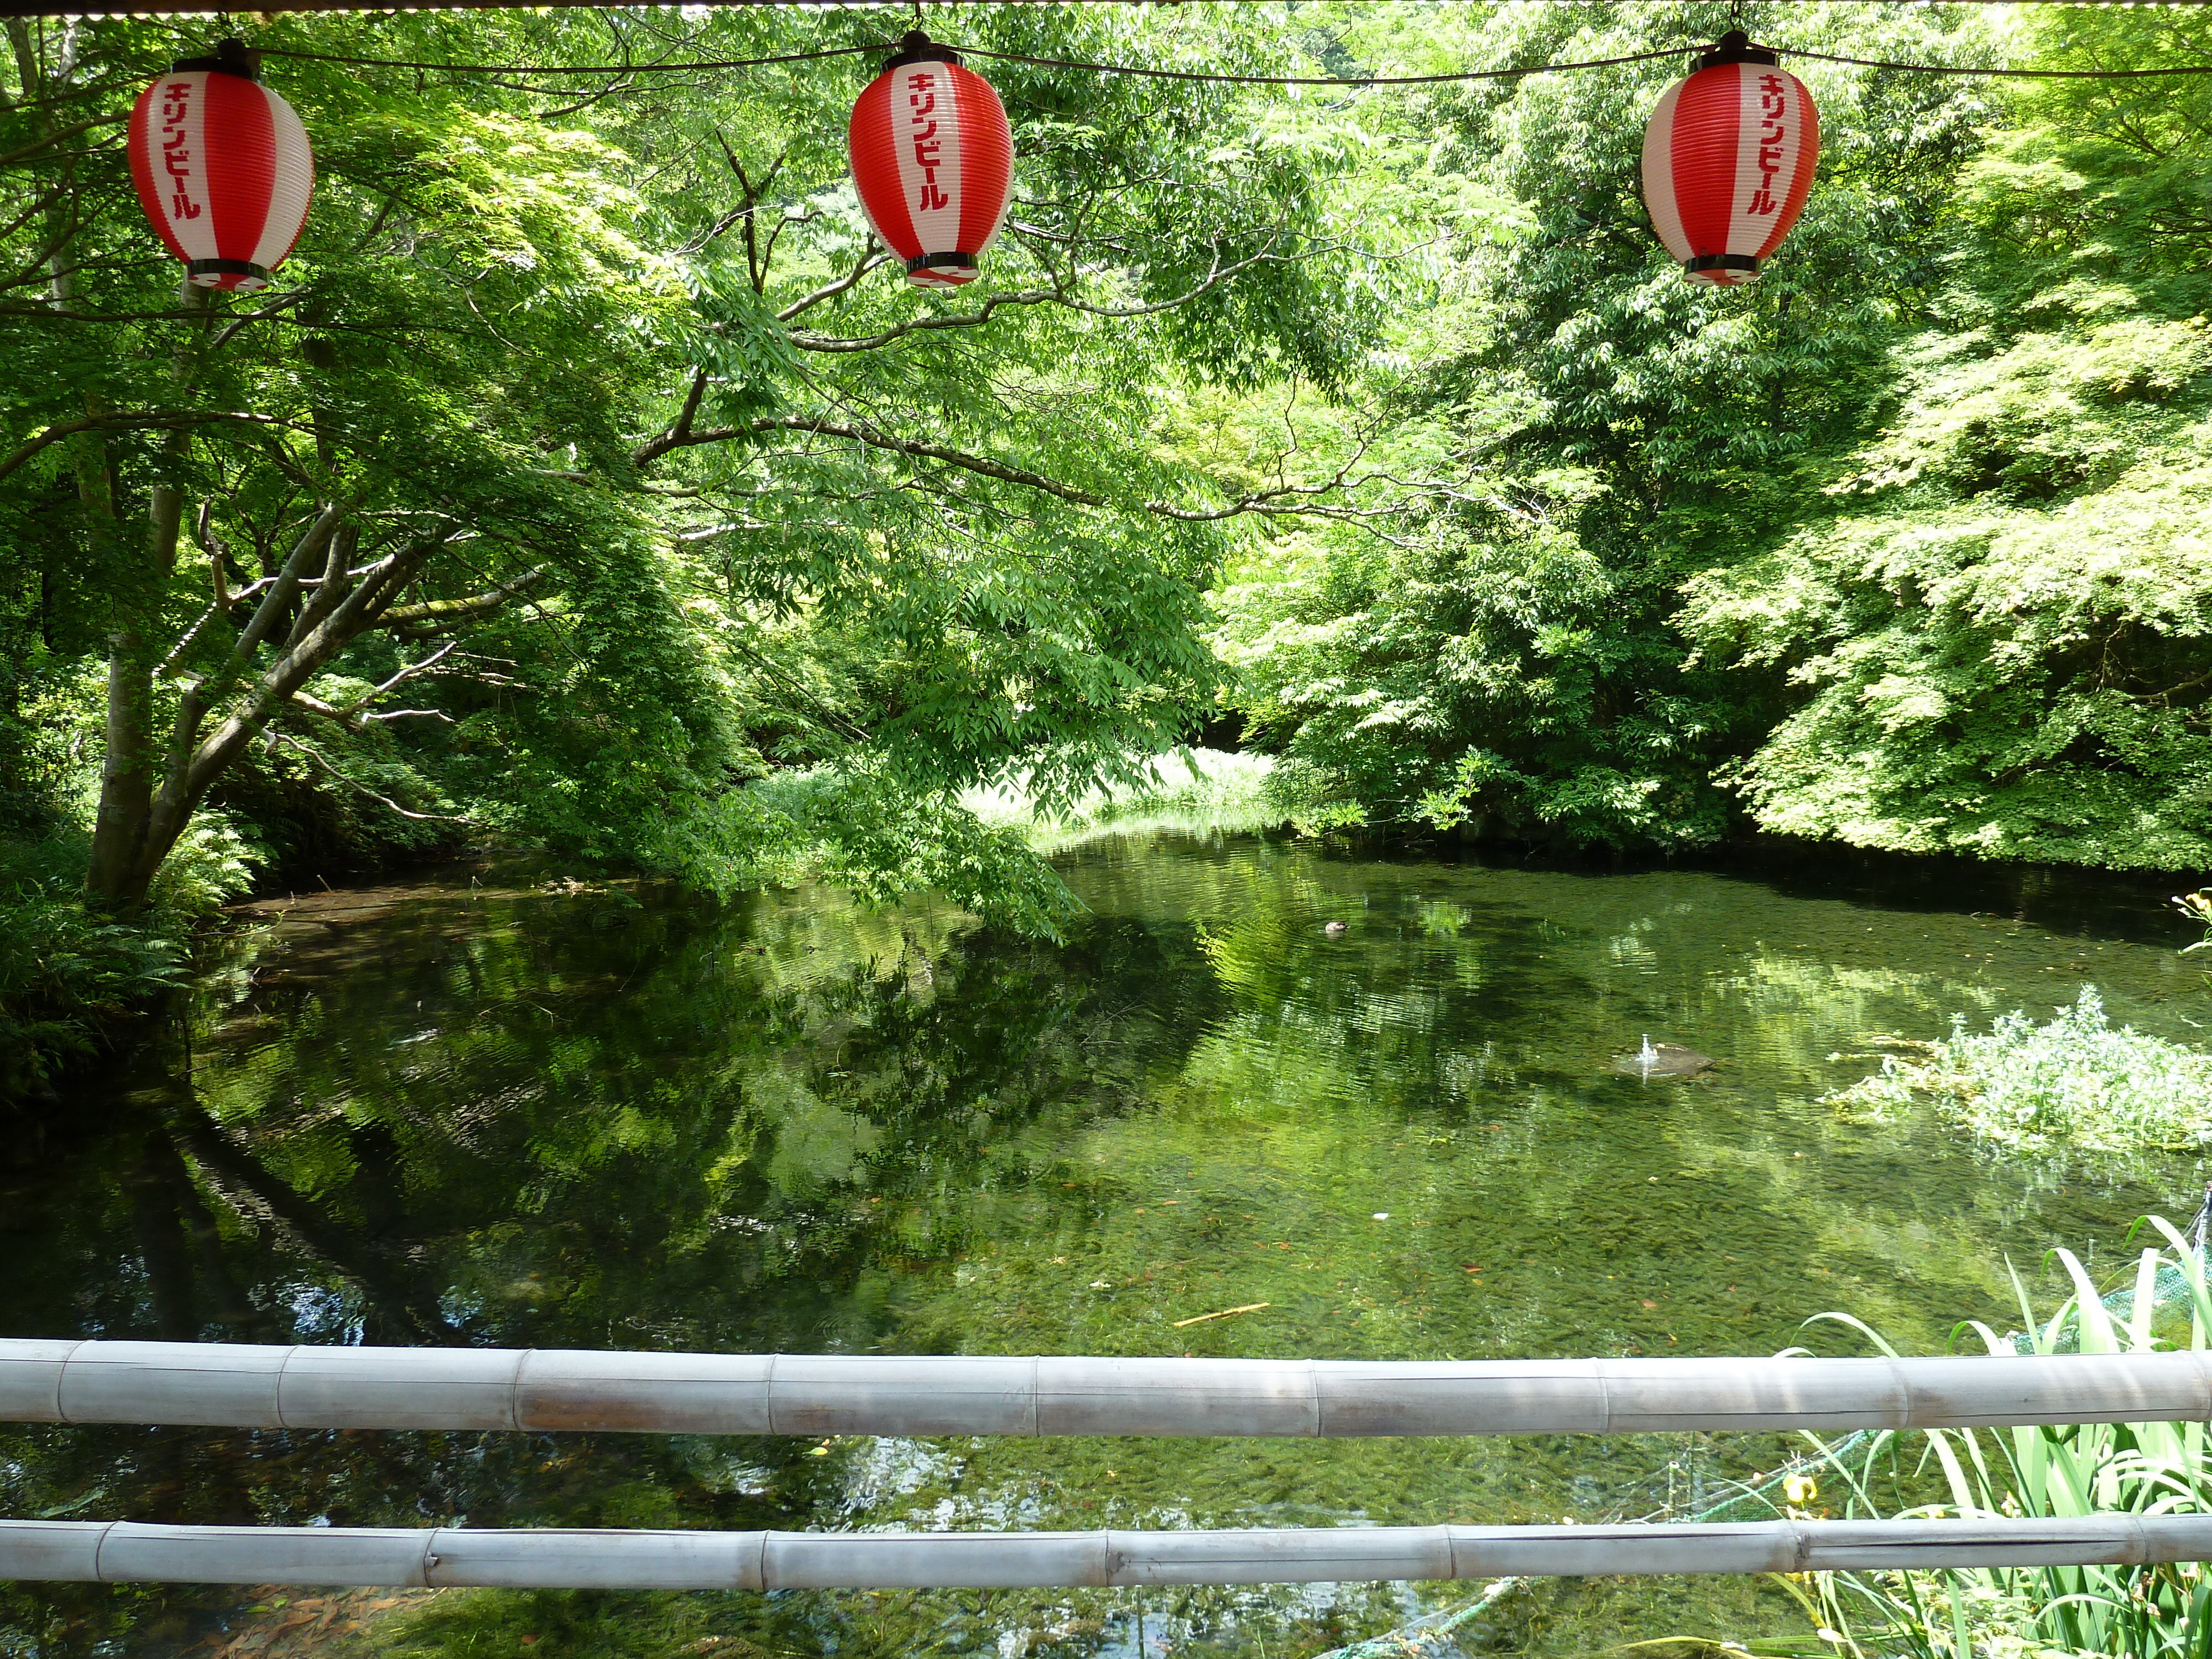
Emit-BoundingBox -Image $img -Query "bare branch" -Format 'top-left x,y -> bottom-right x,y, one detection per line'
265,731 -> 467,822
639,413 -> 1113,504
774,247 -> 893,323
292,689 -> 455,728
345,640 -> 460,721
0,112 -> 126,170
638,414 -> 1422,528
179,504 -> 346,726
210,289 -> 309,351
784,232 -> 1285,354
179,533 -> 449,811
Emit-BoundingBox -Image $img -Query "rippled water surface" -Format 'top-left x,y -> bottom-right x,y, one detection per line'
6,835 -> 2207,1658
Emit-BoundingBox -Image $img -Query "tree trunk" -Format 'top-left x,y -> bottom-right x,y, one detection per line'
85,281 -> 213,910
8,18 -> 151,904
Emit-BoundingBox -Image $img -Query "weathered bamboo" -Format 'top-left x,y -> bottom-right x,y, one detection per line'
2,1339 -> 2209,1437
9,1517 -> 2212,1588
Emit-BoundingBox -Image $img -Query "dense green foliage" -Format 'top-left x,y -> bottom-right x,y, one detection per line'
6,2 -> 2210,1091
0,6 -> 1381,904
1684,9 -> 2212,867
0,4 -> 1402,1084
1214,4 -> 2212,863
1214,2 -> 1997,847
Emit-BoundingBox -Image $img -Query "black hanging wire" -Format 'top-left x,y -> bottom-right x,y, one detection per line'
256,39 -> 890,74
243,14 -> 2212,84
1777,45 -> 2212,78
941,41 -> 1700,85
247,40 -> 2212,84
950,39 -> 2212,81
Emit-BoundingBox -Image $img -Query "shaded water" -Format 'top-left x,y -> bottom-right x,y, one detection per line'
5,834 -> 2208,1659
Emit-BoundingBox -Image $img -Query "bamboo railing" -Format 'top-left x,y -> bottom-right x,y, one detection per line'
4,1339 -> 2209,1436
13,1339 -> 2212,1588
10,1516 -> 2212,1588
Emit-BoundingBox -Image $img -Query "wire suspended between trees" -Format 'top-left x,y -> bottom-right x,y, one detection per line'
256,38 -> 890,73
247,12 -> 2212,85
248,34 -> 2212,83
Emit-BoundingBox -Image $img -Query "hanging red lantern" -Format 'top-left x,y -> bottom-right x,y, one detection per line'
848,32 -> 1013,290
1641,32 -> 1818,287
129,38 -> 314,294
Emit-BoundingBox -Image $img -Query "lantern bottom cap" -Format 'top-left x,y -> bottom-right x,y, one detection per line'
187,257 -> 273,292
905,252 -> 981,290
1683,253 -> 1760,283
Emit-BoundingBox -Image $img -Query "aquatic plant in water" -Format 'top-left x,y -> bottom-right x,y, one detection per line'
1826,990 -> 2212,1157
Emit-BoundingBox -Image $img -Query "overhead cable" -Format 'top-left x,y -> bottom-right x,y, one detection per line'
257,39 -> 890,72
253,35 -> 2212,82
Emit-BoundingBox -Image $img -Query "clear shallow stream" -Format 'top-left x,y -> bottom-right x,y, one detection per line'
5,833 -> 2209,1659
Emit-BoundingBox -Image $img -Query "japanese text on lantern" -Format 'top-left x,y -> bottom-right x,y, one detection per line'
906,71 -> 948,213
1747,73 -> 1787,216
160,80 -> 202,221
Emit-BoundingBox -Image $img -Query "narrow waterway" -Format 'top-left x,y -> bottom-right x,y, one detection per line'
4,835 -> 2205,1659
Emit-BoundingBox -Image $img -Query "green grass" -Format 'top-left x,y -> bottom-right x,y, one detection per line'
1825,988 -> 2212,1159
962,749 -> 1282,852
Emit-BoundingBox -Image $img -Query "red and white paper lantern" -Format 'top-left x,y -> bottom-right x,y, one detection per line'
848,33 -> 1013,289
1641,33 -> 1818,286
129,39 -> 314,294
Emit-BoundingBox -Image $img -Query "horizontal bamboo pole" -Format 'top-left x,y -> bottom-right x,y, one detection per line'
3,1340 -> 2209,1438
9,1516 -> 2212,1588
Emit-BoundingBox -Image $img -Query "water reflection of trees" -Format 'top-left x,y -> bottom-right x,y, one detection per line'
0,883 -> 1233,1655
2,854 -> 2190,1658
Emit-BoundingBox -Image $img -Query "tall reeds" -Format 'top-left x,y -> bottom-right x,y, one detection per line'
1790,1215 -> 2212,1659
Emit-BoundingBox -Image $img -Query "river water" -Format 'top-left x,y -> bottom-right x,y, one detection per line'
4,833 -> 2207,1659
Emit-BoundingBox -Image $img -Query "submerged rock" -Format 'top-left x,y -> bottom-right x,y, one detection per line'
1611,1037 -> 1715,1078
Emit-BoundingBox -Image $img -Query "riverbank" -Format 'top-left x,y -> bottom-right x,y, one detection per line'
11,779 -> 2212,1112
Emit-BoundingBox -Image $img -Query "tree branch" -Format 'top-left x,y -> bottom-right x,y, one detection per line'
175,533 -> 448,815
267,731 -> 466,821
637,414 -> 1419,526
155,503 -> 347,817
293,689 -> 455,727
377,564 -> 550,634
774,247 -> 893,323
292,639 -> 464,731
0,112 -> 126,170
0,410 -> 293,483
783,232 -> 1284,354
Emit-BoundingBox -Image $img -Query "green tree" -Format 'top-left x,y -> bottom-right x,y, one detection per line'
0,5 -> 1393,922
1213,1 -> 1999,852
1681,5 -> 2212,868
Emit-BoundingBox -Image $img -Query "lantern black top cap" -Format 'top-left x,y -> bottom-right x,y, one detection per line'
1697,29 -> 1780,69
171,37 -> 261,81
884,29 -> 962,70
